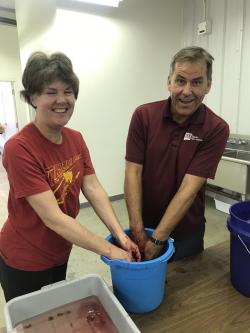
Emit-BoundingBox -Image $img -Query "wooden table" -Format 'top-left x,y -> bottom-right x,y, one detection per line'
1,241 -> 249,332
131,241 -> 250,333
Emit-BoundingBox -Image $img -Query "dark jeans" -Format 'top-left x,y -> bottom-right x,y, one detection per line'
0,257 -> 68,302
169,224 -> 205,262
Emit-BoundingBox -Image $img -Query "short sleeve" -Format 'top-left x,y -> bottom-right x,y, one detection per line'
3,140 -> 50,199
125,108 -> 146,164
186,121 -> 229,179
81,140 -> 95,175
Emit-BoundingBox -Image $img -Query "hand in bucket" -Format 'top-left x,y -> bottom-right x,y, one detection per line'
116,233 -> 141,262
144,240 -> 165,261
130,229 -> 148,260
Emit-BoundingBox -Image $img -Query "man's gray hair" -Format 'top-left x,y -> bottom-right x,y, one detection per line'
169,46 -> 214,81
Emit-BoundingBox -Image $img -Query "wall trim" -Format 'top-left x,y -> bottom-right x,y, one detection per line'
0,17 -> 16,26
80,193 -> 124,209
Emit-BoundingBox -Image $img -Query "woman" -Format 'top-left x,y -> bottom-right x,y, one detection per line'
0,51 -> 140,302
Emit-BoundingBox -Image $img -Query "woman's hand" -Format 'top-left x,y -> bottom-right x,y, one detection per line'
107,243 -> 134,261
115,233 -> 141,262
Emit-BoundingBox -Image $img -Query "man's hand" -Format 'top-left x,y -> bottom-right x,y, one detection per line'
143,240 -> 165,261
130,229 -> 148,259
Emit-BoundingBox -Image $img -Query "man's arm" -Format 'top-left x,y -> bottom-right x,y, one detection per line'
144,173 -> 206,259
124,161 -> 148,251
124,161 -> 143,231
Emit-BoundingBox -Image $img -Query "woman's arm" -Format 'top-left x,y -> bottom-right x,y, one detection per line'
26,190 -> 133,261
81,173 -> 141,261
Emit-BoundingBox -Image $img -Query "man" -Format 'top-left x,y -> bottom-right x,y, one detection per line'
125,46 -> 229,261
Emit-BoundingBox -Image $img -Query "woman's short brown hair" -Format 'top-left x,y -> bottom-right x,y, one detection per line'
20,51 -> 79,105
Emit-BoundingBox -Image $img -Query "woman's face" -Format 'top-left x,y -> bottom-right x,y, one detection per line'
31,80 -> 76,130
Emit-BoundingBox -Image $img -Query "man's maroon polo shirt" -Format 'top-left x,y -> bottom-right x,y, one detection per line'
125,97 -> 229,240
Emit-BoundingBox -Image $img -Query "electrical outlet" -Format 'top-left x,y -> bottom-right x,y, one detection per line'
198,20 -> 212,35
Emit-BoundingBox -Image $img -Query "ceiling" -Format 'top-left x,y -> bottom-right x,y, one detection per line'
0,0 -> 15,10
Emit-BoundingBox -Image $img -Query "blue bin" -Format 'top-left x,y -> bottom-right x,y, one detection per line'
101,228 -> 175,313
227,201 -> 250,297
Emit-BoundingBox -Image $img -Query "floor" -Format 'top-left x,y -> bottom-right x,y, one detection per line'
0,155 -> 230,330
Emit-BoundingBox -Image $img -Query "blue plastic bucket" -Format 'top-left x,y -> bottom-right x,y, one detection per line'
227,201 -> 250,297
101,228 -> 175,313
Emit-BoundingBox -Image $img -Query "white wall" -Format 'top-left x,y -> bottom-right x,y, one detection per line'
15,0 -> 184,201
0,23 -> 26,128
182,0 -> 250,135
15,0 -> 56,65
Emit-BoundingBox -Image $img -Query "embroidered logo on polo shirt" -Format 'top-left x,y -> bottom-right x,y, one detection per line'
184,132 -> 203,142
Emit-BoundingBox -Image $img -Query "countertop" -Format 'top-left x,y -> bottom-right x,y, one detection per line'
131,240 -> 250,333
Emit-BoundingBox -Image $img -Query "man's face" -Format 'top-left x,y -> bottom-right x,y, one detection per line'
167,60 -> 211,123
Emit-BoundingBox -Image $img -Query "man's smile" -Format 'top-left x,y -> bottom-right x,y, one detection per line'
178,99 -> 195,105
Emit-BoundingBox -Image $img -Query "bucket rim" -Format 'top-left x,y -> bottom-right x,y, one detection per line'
227,219 -> 250,239
229,200 -> 250,224
101,228 -> 175,268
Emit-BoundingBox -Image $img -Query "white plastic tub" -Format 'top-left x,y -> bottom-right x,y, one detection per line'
4,274 -> 140,333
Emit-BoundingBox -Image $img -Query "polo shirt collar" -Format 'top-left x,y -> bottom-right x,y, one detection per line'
163,97 -> 206,125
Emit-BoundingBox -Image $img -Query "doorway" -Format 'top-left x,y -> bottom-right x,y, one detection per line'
0,81 -> 18,153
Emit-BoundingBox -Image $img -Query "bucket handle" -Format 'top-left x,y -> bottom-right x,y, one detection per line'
238,235 -> 250,255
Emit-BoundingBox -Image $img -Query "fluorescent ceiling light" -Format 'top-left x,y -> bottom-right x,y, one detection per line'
74,0 -> 123,7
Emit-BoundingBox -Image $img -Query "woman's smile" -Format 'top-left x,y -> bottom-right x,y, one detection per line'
51,107 -> 69,113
